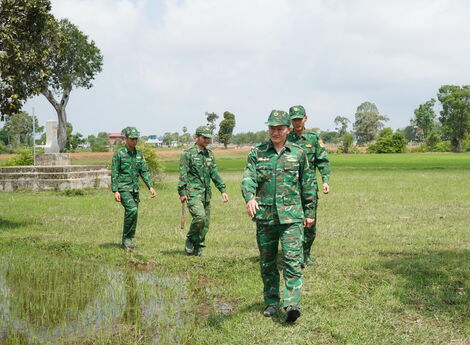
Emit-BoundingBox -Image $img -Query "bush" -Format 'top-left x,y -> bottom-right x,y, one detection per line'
136,143 -> 165,188
367,132 -> 407,153
2,148 -> 33,166
431,141 -> 451,152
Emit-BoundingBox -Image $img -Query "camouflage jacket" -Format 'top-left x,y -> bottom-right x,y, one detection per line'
177,145 -> 226,199
111,146 -> 153,192
241,140 -> 318,225
287,129 -> 331,185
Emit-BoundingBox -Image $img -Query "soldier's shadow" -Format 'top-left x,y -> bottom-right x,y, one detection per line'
365,249 -> 470,319
0,217 -> 32,231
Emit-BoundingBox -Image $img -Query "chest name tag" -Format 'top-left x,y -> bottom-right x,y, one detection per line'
258,157 -> 270,162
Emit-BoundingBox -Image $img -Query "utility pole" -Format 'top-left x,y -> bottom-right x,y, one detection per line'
32,107 -> 36,166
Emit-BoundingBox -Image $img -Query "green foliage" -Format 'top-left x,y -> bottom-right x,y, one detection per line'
424,131 -> 441,150
136,142 -> 164,186
412,99 -> 436,140
64,122 -> 85,151
218,111 -> 236,148
437,85 -> 470,152
340,133 -> 354,153
87,132 -> 109,152
0,0 -> 56,115
1,111 -> 40,148
334,116 -> 351,136
0,2 -> 103,149
62,189 -> 86,196
401,125 -> 417,142
1,147 -> 33,166
320,130 -> 340,143
431,141 -> 451,152
367,129 -> 407,153
205,112 -> 219,135
232,130 -> 268,145
354,101 -> 389,144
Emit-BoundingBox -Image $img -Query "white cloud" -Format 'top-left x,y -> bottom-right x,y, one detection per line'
24,0 -> 470,135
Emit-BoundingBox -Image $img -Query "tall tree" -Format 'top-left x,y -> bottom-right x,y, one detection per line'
218,111 -> 236,148
437,85 -> 470,152
2,111 -> 40,147
353,101 -> 389,144
334,116 -> 350,136
412,99 -> 436,141
0,1 -> 103,150
0,0 -> 55,119
205,112 -> 219,135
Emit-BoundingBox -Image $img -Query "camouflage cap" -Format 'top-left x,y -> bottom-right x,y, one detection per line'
289,105 -> 306,119
121,126 -> 140,138
195,125 -> 213,138
265,110 -> 290,126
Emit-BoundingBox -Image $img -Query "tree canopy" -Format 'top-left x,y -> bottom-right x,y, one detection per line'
0,0 -> 103,150
353,101 -> 389,145
218,111 -> 236,148
412,98 -> 436,140
437,85 -> 470,152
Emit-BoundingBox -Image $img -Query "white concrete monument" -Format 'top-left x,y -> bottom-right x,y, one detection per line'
36,120 -> 70,166
44,120 -> 60,153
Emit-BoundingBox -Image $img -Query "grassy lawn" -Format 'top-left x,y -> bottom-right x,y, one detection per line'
0,153 -> 469,344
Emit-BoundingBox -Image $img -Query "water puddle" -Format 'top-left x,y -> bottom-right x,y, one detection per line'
0,254 -> 191,344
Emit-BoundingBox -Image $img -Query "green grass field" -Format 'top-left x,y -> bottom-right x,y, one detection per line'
0,153 -> 469,345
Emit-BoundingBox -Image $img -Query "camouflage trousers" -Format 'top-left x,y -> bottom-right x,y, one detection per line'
256,221 -> 303,308
186,196 -> 211,250
120,191 -> 140,241
303,201 -> 319,259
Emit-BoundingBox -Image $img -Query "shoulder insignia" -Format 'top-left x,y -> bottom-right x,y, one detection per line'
137,156 -> 142,159
287,158 -> 297,162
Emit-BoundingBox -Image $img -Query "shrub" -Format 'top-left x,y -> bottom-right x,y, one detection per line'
431,141 -> 451,152
367,132 -> 407,153
136,143 -> 164,188
1,148 -> 33,166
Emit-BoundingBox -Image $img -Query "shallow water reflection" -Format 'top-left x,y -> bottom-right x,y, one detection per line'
0,255 -> 190,344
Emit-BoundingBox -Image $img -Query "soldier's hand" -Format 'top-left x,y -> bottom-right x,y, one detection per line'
114,192 -> 121,202
180,195 -> 188,203
323,183 -> 330,194
149,187 -> 157,198
246,199 -> 259,218
221,192 -> 229,203
303,217 -> 315,228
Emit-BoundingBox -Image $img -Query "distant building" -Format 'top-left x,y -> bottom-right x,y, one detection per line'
108,133 -> 125,145
146,135 -> 164,147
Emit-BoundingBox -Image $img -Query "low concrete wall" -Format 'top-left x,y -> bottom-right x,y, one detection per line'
0,165 -> 111,192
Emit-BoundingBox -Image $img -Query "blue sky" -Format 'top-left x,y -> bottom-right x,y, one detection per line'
21,0 -> 470,136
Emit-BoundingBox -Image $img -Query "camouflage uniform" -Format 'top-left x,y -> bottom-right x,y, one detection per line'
178,126 -> 226,255
288,105 -> 331,264
241,111 -> 317,309
111,127 -> 153,246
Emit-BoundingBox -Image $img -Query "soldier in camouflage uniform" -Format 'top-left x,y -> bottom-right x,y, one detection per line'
178,126 -> 229,256
111,127 -> 156,249
241,110 -> 317,323
287,105 -> 331,267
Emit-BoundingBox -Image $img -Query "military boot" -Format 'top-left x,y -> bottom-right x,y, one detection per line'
285,305 -> 301,323
263,305 -> 278,317
122,238 -> 134,249
184,239 -> 194,255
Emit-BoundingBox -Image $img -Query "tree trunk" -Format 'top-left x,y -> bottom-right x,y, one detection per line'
457,138 -> 463,153
41,86 -> 71,151
56,105 -> 67,150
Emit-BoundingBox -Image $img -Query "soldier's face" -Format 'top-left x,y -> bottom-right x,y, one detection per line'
126,137 -> 138,150
196,135 -> 211,148
291,116 -> 308,131
268,125 -> 290,144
